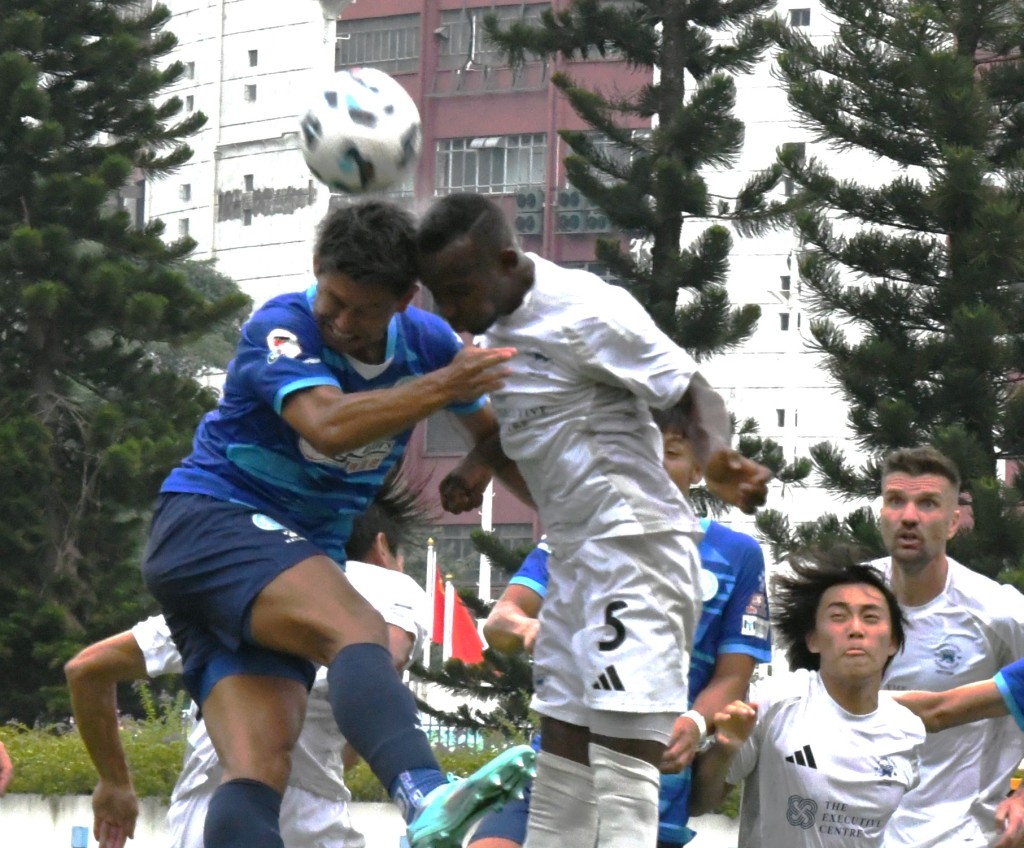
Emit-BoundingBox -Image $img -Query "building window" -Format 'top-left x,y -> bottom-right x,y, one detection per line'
185,95 -> 194,112
178,218 -> 189,237
777,409 -> 786,427
248,49 -> 258,67
432,523 -> 536,574
783,141 -> 806,161
244,174 -> 254,191
435,134 -> 546,195
243,209 -> 253,226
424,412 -> 469,456
185,61 -> 195,79
180,183 -> 191,202
783,176 -> 795,196
780,313 -> 790,331
336,14 -> 421,75
244,84 -> 256,102
438,5 -> 546,70
790,8 -> 811,26
780,275 -> 791,293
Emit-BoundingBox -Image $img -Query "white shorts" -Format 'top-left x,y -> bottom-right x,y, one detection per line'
530,531 -> 701,736
168,782 -> 366,848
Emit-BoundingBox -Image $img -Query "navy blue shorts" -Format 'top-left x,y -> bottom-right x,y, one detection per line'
141,492 -> 326,704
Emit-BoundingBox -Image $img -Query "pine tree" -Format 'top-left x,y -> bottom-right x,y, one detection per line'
750,0 -> 1024,583
485,0 -> 779,359
0,0 -> 250,720
412,531 -> 536,742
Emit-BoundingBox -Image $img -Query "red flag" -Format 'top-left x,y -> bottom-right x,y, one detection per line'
432,572 -> 485,664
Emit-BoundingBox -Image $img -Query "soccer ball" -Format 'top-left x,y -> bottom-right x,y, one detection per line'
298,67 -> 422,194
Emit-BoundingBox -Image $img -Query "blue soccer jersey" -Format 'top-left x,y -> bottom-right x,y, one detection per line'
162,286 -> 482,560
996,657 -> 1024,732
508,521 -> 772,845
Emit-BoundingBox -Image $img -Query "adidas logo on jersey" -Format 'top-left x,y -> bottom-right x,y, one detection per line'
592,665 -> 625,691
785,744 -> 818,769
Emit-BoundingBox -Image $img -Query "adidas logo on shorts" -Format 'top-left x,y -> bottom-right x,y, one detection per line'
592,665 -> 625,691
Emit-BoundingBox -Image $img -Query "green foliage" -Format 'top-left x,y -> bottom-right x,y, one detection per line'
0,700 -> 508,802
1,687 -> 188,799
485,0 -> 782,361
0,0 -> 251,722
753,0 -> 1024,580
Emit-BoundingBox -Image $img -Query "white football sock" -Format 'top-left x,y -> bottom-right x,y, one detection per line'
589,743 -> 660,848
522,751 -> 597,848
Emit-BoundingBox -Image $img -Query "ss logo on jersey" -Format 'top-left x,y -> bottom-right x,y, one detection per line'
598,600 -> 627,651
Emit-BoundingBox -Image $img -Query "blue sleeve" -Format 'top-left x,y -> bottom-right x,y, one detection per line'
403,308 -> 485,417
509,539 -> 550,599
233,300 -> 340,415
717,531 -> 772,663
995,657 -> 1024,732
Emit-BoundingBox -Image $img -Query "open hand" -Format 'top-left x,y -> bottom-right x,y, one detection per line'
704,450 -> 771,514
93,778 -> 138,848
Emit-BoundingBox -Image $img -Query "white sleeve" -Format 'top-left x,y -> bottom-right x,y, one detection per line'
344,564 -> 431,666
129,615 -> 183,677
568,284 -> 697,409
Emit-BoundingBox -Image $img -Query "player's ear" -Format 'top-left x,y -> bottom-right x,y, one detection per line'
806,630 -> 821,656
396,284 -> 419,313
498,247 -> 519,270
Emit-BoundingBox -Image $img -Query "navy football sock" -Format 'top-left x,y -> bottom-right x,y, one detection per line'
328,643 -> 445,819
203,778 -> 282,848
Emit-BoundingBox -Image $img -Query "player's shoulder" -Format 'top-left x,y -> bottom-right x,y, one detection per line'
703,520 -> 761,553
395,305 -> 462,362
345,560 -> 426,600
946,557 -> 1024,615
877,693 -> 928,744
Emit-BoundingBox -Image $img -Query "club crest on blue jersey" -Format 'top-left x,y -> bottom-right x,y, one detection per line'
266,328 -> 302,363
700,569 -> 719,602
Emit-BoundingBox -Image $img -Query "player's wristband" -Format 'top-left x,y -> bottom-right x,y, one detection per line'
682,709 -> 707,737
683,709 -> 716,753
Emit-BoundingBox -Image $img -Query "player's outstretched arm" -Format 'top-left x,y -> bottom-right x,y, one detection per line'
678,375 -> 770,514
894,681 -> 1008,733
284,346 -> 516,458
441,407 -> 536,514
662,654 -> 756,774
65,632 -> 149,848
483,584 -> 543,656
689,700 -> 757,817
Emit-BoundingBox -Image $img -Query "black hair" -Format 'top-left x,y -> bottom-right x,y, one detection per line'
416,192 -> 514,258
882,446 -> 961,491
771,547 -> 906,673
314,199 -> 418,298
345,468 -> 434,563
651,405 -> 690,438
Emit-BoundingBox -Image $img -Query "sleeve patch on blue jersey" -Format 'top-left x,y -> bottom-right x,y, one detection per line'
267,328 -> 302,362
741,615 -> 770,640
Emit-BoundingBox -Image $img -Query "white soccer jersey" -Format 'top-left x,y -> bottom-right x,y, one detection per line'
130,563 -> 429,845
479,255 -> 701,545
729,670 -> 925,848
876,557 -> 1024,847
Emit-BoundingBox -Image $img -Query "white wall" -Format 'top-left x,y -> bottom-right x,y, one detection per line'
3,795 -> 739,847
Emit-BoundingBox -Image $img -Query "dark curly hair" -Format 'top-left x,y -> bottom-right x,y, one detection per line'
416,192 -> 514,258
771,547 -> 906,673
315,200 -> 418,298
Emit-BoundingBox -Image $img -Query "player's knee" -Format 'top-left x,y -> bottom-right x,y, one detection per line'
303,603 -> 389,664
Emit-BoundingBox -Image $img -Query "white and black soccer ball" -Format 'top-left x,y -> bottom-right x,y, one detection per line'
299,67 -> 422,194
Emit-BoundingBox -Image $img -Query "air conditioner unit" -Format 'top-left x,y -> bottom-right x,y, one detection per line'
556,188 -> 583,209
555,211 -> 583,233
581,212 -> 610,233
514,211 -> 543,235
515,188 -> 544,210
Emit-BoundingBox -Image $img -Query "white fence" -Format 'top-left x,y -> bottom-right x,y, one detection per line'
0,795 -> 737,847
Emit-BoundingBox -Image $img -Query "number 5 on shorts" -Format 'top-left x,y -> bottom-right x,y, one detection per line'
598,600 -> 627,651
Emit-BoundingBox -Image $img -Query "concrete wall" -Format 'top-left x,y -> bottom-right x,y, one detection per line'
1,795 -> 739,847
